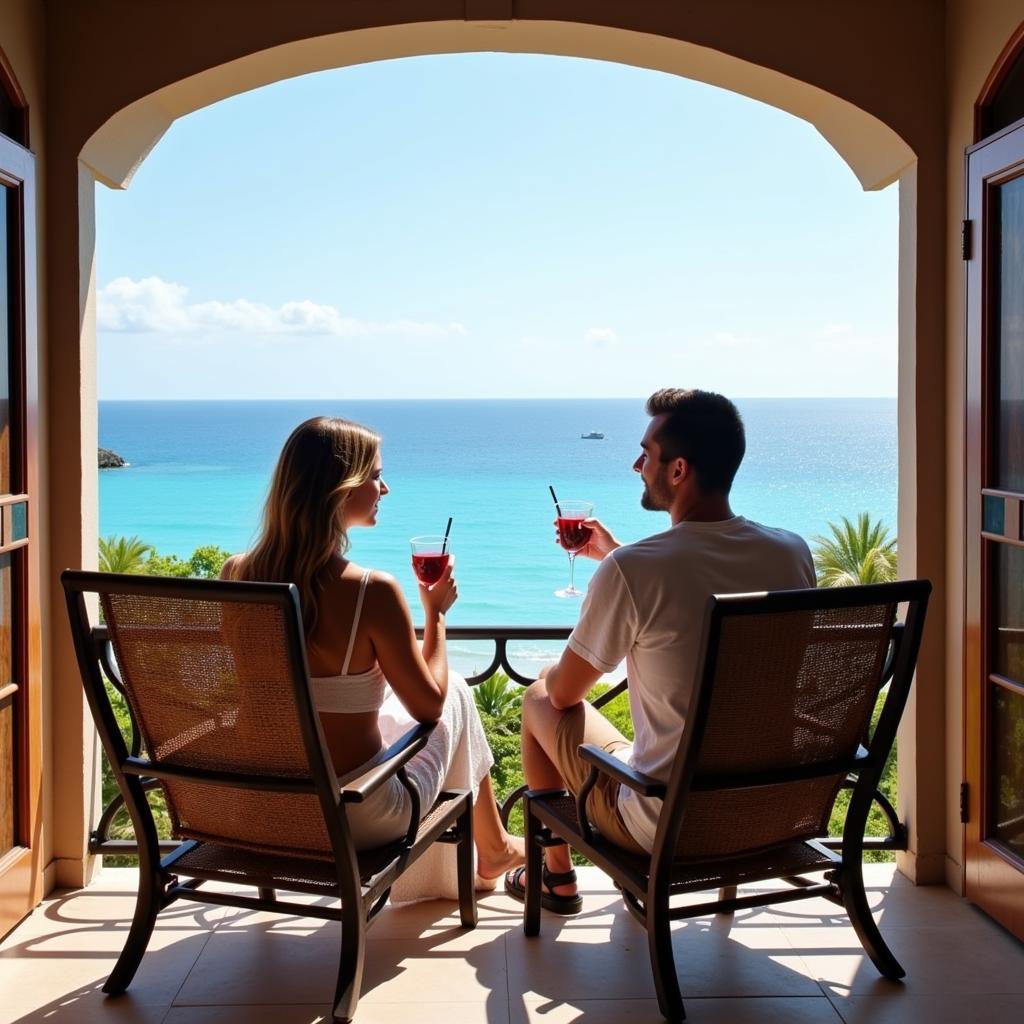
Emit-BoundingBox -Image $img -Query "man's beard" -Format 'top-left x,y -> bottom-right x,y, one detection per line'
640,478 -> 670,511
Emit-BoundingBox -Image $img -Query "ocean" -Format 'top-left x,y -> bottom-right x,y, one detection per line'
99,398 -> 897,676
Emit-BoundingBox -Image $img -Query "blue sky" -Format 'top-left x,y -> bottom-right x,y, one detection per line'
95,53 -> 898,400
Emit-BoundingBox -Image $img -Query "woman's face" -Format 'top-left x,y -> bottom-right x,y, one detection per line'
343,451 -> 389,528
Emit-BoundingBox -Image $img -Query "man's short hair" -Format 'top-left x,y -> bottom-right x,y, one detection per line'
645,389 -> 746,495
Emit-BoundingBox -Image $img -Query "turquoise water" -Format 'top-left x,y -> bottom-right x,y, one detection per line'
99,398 -> 897,674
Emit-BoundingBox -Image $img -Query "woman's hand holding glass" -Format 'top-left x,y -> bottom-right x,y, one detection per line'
416,553 -> 458,617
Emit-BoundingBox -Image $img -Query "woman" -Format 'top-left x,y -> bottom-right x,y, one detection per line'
222,416 -> 523,891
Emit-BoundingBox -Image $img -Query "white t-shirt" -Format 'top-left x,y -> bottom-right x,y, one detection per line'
566,515 -> 816,852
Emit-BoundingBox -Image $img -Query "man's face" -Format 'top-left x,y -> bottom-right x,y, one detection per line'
633,416 -> 674,512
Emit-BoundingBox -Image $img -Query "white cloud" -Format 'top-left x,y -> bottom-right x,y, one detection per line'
584,326 -> 617,346
97,276 -> 468,338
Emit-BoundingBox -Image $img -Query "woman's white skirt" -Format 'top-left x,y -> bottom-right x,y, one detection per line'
355,672 -> 494,903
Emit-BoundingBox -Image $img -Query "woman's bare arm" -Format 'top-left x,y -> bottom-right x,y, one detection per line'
365,573 -> 447,723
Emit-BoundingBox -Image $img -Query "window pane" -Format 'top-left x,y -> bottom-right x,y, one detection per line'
0,88 -> 17,145
990,54 -> 1024,137
10,500 -> 25,541
995,175 -> 1024,494
991,685 -> 1024,859
984,494 -> 1007,534
992,541 -> 1024,683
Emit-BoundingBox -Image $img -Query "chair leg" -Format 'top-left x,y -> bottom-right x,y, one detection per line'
104,865 -> 164,995
332,905 -> 367,1024
523,797 -> 544,937
839,862 -> 905,980
456,796 -> 478,929
648,898 -> 686,1022
258,887 -> 276,903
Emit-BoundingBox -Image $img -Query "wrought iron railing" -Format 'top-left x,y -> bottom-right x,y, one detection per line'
87,623 -> 905,857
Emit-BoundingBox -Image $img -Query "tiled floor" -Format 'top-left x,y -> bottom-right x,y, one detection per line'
2,865 -> 1023,1023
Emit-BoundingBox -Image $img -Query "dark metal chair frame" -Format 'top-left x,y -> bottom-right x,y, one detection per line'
62,570 -> 477,1024
520,580 -> 930,1022
90,621 -> 909,860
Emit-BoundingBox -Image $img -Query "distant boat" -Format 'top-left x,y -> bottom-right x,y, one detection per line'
581,430 -> 605,440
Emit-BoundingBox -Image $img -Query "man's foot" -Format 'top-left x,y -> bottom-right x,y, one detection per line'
476,832 -> 526,882
504,864 -> 583,915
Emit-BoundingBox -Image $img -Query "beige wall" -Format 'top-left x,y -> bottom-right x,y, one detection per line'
32,0 -> 960,888
943,1 -> 1024,894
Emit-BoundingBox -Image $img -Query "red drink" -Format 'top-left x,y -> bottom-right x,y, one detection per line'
557,517 -> 593,553
412,552 -> 450,586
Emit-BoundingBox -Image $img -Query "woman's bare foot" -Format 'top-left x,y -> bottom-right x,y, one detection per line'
476,832 -> 526,881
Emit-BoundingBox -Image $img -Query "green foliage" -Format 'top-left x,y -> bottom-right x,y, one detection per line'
472,675 -> 633,848
812,513 -> 898,587
98,534 -> 153,574
475,675 -> 528,835
181,544 -> 232,579
827,688 -> 898,862
473,672 -> 523,734
143,544 -> 232,579
98,535 -> 233,580
100,680 -> 172,866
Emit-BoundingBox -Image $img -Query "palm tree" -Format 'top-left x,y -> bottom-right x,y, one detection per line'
811,513 -> 897,587
99,534 -> 154,574
473,673 -> 523,734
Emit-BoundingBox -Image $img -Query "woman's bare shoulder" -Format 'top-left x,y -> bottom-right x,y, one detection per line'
362,569 -> 404,604
359,570 -> 410,624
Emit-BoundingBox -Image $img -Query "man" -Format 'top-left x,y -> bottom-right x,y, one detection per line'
505,388 -> 816,913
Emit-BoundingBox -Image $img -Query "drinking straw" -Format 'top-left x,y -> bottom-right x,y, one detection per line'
548,484 -> 562,517
442,516 -> 453,554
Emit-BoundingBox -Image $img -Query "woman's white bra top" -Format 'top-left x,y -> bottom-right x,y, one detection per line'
309,569 -> 387,714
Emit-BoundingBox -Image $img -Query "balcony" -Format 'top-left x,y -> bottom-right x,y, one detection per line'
2,864 -> 1024,1022
12,623 -> 1020,1022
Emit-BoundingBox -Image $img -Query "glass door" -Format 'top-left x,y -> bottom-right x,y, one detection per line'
965,120 -> 1024,940
0,129 -> 39,940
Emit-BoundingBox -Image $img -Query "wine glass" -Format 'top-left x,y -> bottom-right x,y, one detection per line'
410,535 -> 451,587
554,501 -> 593,598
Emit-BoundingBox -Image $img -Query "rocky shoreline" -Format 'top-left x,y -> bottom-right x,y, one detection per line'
98,448 -> 127,468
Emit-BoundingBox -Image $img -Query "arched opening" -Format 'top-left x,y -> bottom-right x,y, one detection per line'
53,11 -> 949,893
86,37 -> 905,864
92,51 -> 901,672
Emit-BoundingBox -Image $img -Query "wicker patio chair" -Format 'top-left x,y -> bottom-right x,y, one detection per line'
62,570 -> 476,1024
521,579 -> 930,1022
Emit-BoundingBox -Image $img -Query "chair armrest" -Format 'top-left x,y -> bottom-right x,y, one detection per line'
577,743 -> 666,798
339,722 -> 436,803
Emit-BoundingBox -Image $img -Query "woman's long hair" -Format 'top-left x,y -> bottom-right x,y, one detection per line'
231,416 -> 381,635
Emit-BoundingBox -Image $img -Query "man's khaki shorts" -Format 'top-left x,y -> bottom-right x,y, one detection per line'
553,702 -> 647,856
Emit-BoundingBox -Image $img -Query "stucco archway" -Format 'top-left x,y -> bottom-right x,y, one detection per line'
80,21 -> 914,191
46,4 -> 947,891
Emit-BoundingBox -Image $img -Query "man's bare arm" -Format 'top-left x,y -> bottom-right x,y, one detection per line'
541,647 -> 605,710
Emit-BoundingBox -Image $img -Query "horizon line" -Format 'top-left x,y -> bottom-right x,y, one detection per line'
97,394 -> 898,402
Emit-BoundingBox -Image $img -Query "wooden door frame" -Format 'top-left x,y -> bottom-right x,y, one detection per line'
0,129 -> 40,940
964,118 -> 1024,941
